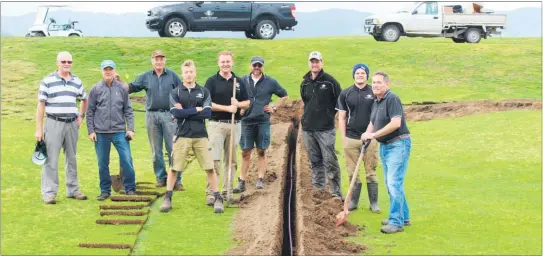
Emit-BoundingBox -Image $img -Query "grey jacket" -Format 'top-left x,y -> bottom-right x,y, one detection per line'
87,79 -> 135,134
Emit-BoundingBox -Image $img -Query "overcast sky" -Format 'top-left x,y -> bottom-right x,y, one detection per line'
1,1 -> 541,17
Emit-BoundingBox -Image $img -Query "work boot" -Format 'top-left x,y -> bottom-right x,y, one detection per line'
67,193 -> 88,200
160,196 -> 172,212
367,182 -> 381,213
174,184 -> 185,191
97,193 -> 110,201
205,194 -> 215,206
256,178 -> 264,189
233,177 -> 246,193
381,219 -> 411,226
156,180 -> 166,187
348,182 -> 362,211
214,195 -> 224,213
43,197 -> 56,204
380,224 -> 404,234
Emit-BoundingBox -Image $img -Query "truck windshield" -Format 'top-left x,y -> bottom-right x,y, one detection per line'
397,2 -> 420,13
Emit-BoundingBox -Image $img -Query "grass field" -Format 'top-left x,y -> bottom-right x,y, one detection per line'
1,36 -> 541,255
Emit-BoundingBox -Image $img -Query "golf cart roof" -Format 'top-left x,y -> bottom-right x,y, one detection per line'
33,5 -> 71,26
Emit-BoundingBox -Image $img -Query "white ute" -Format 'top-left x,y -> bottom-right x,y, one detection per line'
25,5 -> 83,37
364,2 -> 506,43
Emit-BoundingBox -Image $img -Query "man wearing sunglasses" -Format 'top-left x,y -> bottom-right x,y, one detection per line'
35,51 -> 88,204
127,50 -> 184,190
234,56 -> 288,192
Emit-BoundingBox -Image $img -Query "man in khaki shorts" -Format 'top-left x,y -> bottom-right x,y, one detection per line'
336,63 -> 381,213
204,51 -> 250,205
160,60 -> 224,213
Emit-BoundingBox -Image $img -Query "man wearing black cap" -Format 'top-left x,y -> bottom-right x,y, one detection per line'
233,56 -> 288,192
300,51 -> 343,199
336,63 -> 381,213
127,50 -> 184,190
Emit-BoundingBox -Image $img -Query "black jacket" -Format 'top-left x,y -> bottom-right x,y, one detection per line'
300,69 -> 341,131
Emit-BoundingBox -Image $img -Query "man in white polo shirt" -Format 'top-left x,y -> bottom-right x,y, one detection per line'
35,51 -> 88,204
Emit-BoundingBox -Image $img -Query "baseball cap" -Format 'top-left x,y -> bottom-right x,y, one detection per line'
250,56 -> 265,66
308,51 -> 323,61
152,50 -> 166,58
32,140 -> 47,166
100,60 -> 116,70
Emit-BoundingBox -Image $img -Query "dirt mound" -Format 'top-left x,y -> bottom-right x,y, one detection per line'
271,100 -> 304,124
227,122 -> 291,255
295,128 -> 367,255
404,99 -> 541,121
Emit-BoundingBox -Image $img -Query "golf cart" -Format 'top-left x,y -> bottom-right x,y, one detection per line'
25,5 -> 83,37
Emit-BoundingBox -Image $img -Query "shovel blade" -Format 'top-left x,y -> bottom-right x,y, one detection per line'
335,211 -> 348,227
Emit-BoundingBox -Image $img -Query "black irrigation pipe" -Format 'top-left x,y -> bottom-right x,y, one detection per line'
282,119 -> 299,256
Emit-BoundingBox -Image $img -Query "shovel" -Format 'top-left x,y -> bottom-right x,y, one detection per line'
226,77 -> 239,207
336,140 -> 371,227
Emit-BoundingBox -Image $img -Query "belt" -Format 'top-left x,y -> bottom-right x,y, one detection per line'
147,109 -> 169,112
210,119 -> 240,124
384,134 -> 410,144
47,114 -> 77,123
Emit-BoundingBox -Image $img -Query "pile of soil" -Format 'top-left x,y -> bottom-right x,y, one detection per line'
404,99 -> 541,121
227,123 -> 291,255
295,127 -> 367,255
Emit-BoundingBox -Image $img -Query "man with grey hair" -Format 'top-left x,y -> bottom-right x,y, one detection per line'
127,50 -> 184,190
362,71 -> 411,234
300,51 -> 342,199
35,51 -> 88,204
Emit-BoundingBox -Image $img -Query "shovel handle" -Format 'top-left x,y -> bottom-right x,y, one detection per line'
227,78 -> 237,198
342,140 -> 371,213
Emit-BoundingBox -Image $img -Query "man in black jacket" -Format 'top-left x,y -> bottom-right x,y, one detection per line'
300,51 -> 342,199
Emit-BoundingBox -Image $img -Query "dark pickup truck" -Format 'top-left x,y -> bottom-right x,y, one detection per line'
146,1 -> 297,39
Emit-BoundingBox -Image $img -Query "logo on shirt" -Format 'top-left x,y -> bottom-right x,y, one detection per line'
365,94 -> 373,99
319,84 -> 327,90
236,82 -> 241,90
196,93 -> 204,98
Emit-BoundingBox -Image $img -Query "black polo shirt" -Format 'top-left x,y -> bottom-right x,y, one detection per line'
336,84 -> 375,140
169,84 -> 211,138
370,90 -> 410,143
204,71 -> 249,121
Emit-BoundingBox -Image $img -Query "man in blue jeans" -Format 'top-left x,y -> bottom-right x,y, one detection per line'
127,50 -> 183,190
362,71 -> 411,234
235,56 -> 288,192
87,60 -> 137,200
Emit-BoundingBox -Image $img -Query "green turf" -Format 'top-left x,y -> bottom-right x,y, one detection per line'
1,36 -> 541,255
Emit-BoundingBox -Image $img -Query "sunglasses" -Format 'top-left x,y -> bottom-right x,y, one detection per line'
252,63 -> 263,68
60,60 -> 73,64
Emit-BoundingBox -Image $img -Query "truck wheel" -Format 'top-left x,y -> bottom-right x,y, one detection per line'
255,20 -> 277,40
464,28 -> 481,43
164,18 -> 187,38
32,32 -> 46,37
373,35 -> 383,41
158,30 -> 165,37
244,30 -> 256,39
381,24 -> 400,42
69,33 -> 80,37
452,38 -> 465,43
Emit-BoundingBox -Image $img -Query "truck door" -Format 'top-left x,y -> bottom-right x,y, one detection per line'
191,2 -> 220,29
407,1 -> 442,34
210,2 -> 251,30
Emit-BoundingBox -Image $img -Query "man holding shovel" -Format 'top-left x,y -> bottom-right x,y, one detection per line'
235,56 -> 288,192
337,63 -> 381,213
160,60 -> 224,213
204,51 -> 250,206
362,71 -> 411,234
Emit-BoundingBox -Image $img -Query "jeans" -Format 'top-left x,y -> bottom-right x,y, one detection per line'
146,111 -> 182,185
380,137 -> 411,228
95,132 -> 136,194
